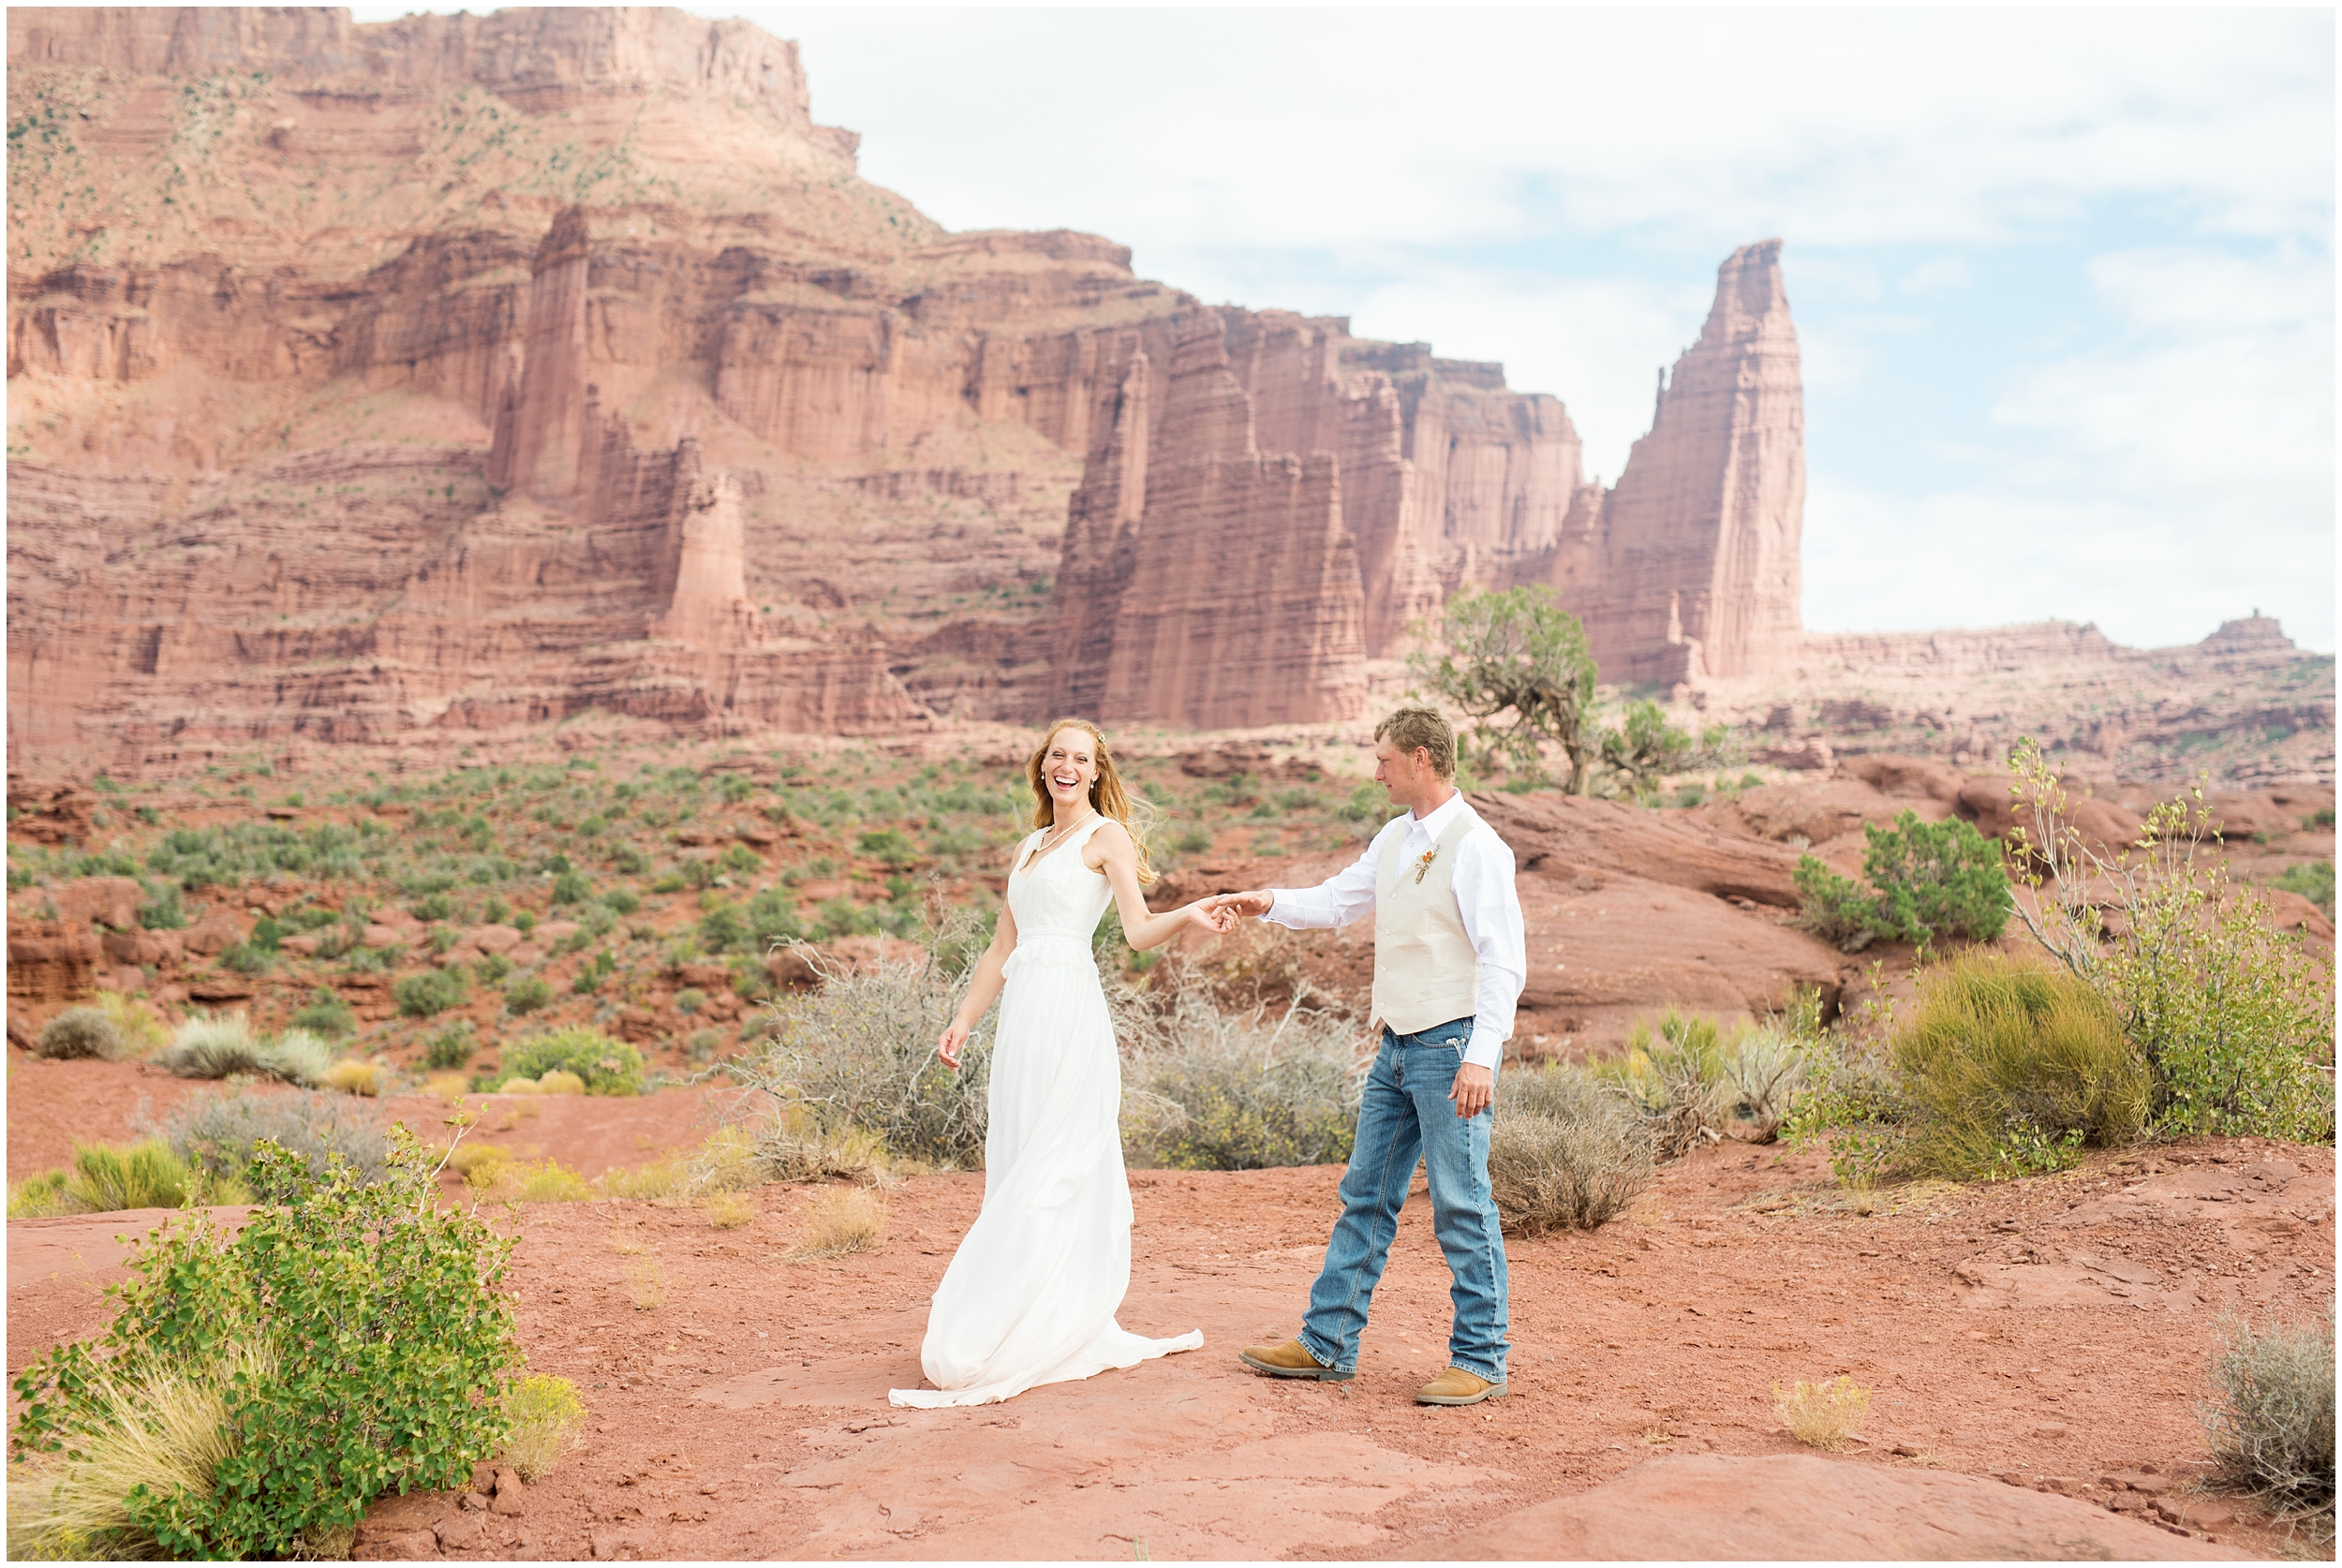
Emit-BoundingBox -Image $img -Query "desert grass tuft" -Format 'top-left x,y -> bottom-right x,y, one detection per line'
626,1256 -> 668,1310
95,991 -> 170,1058
703,1191 -> 755,1230
479,1158 -> 591,1204
322,1059 -> 383,1097
1775,1376 -> 1872,1451
535,1070 -> 586,1096
6,1340 -> 273,1560
1890,952 -> 2147,1179
791,1186 -> 887,1260
500,1375 -> 586,1483
37,1005 -> 125,1061
2201,1301 -> 2335,1512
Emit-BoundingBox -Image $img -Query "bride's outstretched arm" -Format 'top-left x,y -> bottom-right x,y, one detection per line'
938,893 -> 1018,1071
1089,821 -> 1237,952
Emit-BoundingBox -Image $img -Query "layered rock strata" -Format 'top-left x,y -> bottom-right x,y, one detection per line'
7,5 -> 1816,771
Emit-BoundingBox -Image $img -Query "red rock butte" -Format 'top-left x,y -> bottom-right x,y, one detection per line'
4,7 -> 1872,770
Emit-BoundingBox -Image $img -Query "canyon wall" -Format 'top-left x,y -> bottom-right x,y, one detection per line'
7,4 -> 1813,775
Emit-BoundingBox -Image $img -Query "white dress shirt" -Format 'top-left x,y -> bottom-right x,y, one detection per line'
1262,790 -> 1526,1071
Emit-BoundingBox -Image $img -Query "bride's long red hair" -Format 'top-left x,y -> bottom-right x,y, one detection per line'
1027,717 -> 1155,884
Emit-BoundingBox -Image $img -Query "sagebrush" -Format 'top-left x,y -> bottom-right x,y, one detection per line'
154,1087 -> 391,1201
1488,1064 -> 1651,1233
2201,1302 -> 2335,1512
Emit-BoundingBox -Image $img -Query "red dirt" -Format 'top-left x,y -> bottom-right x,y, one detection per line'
8,1093 -> 2327,1561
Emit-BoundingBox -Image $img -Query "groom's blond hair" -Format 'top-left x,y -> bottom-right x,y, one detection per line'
1375,705 -> 1456,779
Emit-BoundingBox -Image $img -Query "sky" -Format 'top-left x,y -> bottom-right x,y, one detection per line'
357,5 -> 2338,652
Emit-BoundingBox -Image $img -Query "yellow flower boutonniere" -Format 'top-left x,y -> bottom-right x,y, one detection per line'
1414,847 -> 1438,884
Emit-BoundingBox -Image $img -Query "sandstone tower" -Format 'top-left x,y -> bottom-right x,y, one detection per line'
1551,241 -> 1806,683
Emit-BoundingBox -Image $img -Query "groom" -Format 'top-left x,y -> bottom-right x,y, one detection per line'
1215,705 -> 1524,1406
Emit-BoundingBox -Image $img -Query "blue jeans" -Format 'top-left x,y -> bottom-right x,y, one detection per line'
1298,1018 -> 1509,1383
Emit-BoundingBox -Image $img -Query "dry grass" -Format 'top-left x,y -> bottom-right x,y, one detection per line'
626,1256 -> 668,1310
607,1228 -> 646,1256
703,1191 -> 755,1230
791,1186 -> 887,1260
594,1126 -> 762,1205
6,1340 -> 273,1560
449,1143 -> 511,1189
501,1374 -> 586,1483
1489,1065 -> 1653,1234
482,1159 -> 592,1204
1775,1376 -> 1872,1450
536,1070 -> 586,1096
322,1060 -> 382,1097
496,1076 -> 543,1095
2202,1302 -> 2335,1513
95,990 -> 169,1058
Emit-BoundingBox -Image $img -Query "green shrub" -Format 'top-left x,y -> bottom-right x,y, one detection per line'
550,870 -> 590,906
600,887 -> 640,916
1119,990 -> 1360,1171
855,827 -> 915,868
392,968 -> 467,1019
503,975 -> 553,1015
37,1006 -> 123,1061
410,891 -> 454,922
674,987 -> 706,1015
2201,1302 -> 2335,1512
2007,750 -> 2333,1144
748,886 -> 803,949
2273,860 -> 2335,918
816,895 -> 881,940
1890,953 -> 2148,1179
157,1087 -> 392,1203
7,1131 -> 519,1559
1796,811 -> 2010,951
497,1027 -> 644,1096
1593,1011 -> 1734,1158
248,918 -> 282,953
95,992 -> 169,1058
137,880 -> 187,930
216,940 -> 274,977
1489,1065 -> 1652,1232
422,1023 -> 476,1071
289,988 -> 356,1039
720,843 -> 763,875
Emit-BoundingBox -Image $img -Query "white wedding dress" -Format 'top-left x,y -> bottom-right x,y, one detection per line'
889,816 -> 1203,1409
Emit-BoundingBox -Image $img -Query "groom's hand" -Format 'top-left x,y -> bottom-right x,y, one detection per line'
1213,890 -> 1274,919
1449,1063 -> 1494,1118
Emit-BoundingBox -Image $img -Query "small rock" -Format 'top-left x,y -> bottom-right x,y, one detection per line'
352,1526 -> 437,1561
1890,1443 -> 1922,1458
458,1490 -> 490,1511
2033,1423 -> 2069,1439
490,1464 -> 526,1516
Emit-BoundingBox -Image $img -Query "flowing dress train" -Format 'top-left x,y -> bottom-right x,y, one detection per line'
889,817 -> 1203,1409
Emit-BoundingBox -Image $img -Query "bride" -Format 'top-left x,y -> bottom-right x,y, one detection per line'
889,717 -> 1230,1409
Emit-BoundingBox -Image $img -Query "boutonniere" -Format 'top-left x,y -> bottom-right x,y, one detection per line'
1414,846 -> 1438,884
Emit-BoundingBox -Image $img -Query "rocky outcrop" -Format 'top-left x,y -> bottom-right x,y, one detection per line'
1545,240 -> 1806,683
7,6 -> 1817,768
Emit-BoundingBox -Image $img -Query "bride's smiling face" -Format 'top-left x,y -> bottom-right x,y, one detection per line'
1043,728 -> 1099,816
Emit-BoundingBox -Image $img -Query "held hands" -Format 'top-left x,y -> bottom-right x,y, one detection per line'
1209,890 -> 1275,920
1183,898 -> 1239,936
1448,1062 -> 1494,1118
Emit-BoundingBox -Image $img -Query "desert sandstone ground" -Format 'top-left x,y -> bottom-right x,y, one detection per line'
7,1055 -> 2332,1561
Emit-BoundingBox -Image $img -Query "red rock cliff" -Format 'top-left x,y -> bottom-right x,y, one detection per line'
7,6 -> 1810,770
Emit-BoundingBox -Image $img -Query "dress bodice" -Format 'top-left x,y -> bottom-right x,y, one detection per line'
1005,815 -> 1114,961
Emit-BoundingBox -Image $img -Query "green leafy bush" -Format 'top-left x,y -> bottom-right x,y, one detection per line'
392,968 -> 467,1019
422,1022 -> 476,1071
2006,745 -> 2333,1144
7,1131 -> 519,1559
289,988 -> 356,1038
157,1087 -> 391,1201
1889,954 -> 2148,1179
215,940 -> 274,977
674,987 -> 706,1014
503,974 -> 553,1015
410,891 -> 455,922
2273,860 -> 2335,918
600,886 -> 640,916
37,1006 -> 124,1061
497,1027 -> 644,1096
2201,1302 -> 2335,1513
550,870 -> 590,906
1795,811 -> 2010,951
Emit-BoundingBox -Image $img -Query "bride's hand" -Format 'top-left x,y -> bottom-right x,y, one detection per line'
1186,899 -> 1238,936
938,1020 -> 971,1072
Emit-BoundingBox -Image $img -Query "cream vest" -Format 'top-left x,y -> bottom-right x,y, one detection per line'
1371,807 -> 1485,1036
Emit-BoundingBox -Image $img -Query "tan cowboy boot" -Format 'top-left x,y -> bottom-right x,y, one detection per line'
1238,1339 -> 1353,1382
1416,1366 -> 1507,1406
